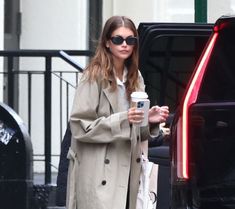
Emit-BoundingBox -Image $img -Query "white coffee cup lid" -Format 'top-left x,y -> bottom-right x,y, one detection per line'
131,91 -> 148,99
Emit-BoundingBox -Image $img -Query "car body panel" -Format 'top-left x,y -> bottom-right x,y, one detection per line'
171,16 -> 235,209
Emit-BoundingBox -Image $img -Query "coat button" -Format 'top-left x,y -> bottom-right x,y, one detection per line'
101,180 -> 106,185
104,159 -> 110,164
136,158 -> 141,163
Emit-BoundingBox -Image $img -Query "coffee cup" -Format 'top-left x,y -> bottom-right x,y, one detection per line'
131,91 -> 150,126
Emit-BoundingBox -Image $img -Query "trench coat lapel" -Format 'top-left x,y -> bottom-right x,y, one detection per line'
102,68 -> 129,114
103,85 -> 119,113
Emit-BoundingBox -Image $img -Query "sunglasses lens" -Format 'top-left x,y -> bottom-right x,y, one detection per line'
111,36 -> 124,45
126,37 -> 137,45
110,36 -> 137,45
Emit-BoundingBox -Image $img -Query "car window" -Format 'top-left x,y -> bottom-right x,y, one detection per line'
198,27 -> 235,102
140,34 -> 210,111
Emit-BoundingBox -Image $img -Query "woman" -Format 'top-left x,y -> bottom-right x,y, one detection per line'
66,16 -> 169,209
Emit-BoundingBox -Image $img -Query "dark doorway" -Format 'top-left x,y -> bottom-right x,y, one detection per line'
4,0 -> 20,50
4,0 -> 20,109
89,0 -> 102,53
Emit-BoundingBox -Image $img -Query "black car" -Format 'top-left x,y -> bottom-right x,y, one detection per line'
170,16 -> 235,209
138,21 -> 213,209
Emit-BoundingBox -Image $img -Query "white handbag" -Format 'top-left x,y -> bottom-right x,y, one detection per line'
136,154 -> 159,209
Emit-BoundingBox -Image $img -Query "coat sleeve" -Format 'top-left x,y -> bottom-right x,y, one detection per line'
70,76 -> 131,143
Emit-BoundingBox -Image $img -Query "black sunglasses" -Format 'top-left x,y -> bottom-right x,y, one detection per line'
110,36 -> 137,45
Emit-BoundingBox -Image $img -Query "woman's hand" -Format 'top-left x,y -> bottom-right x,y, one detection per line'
128,107 -> 144,124
148,105 -> 169,124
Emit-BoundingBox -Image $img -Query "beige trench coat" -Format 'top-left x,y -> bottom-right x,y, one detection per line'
66,72 -> 159,209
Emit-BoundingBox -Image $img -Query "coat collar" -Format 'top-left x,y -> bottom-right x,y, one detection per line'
103,86 -> 119,113
102,67 -> 128,113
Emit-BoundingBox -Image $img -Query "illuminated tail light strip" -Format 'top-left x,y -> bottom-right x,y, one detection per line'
177,32 -> 218,179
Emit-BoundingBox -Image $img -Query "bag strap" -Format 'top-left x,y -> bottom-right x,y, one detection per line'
134,125 -> 149,159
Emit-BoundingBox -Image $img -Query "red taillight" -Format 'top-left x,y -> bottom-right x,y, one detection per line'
177,32 -> 218,179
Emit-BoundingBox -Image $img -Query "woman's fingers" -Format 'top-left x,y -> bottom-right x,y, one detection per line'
159,107 -> 169,119
128,107 -> 144,124
149,105 -> 170,123
129,105 -> 169,124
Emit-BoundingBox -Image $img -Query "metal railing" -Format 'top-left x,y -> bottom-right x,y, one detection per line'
0,49 -> 92,184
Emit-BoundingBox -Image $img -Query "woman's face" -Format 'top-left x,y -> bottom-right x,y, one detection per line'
106,26 -> 136,63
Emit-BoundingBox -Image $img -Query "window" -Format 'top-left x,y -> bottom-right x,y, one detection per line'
198,28 -> 235,102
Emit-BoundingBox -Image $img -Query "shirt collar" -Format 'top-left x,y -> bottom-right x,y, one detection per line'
116,67 -> 128,86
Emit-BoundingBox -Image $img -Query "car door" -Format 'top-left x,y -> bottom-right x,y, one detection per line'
138,22 -> 213,209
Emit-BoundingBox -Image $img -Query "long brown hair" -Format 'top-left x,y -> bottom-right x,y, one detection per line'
84,15 -> 139,99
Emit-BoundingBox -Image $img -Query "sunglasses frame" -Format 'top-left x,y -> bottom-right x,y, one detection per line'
110,35 -> 138,45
